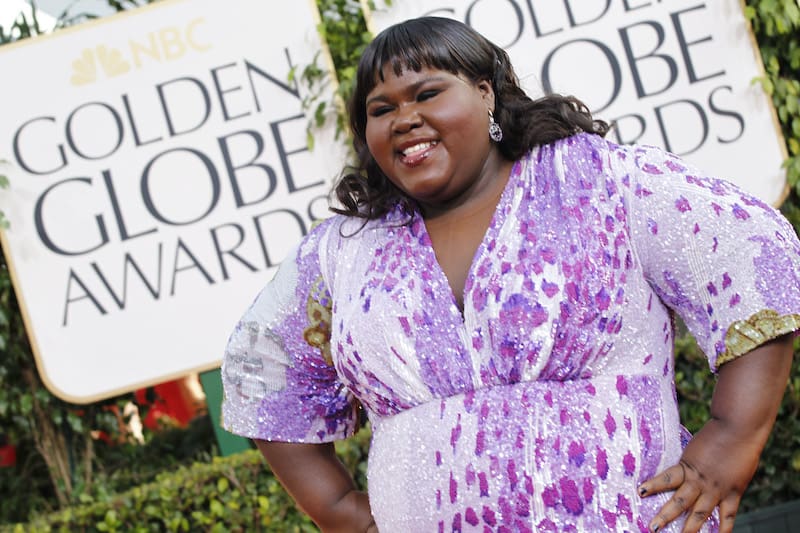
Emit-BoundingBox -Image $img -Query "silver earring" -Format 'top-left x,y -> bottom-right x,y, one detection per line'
488,110 -> 503,142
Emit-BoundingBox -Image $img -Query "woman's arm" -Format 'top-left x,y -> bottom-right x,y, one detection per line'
639,333 -> 794,533
255,440 -> 377,533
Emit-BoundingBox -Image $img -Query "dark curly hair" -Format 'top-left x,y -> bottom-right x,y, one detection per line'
333,16 -> 609,220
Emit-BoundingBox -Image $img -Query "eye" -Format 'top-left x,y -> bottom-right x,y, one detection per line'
369,105 -> 393,117
417,90 -> 439,102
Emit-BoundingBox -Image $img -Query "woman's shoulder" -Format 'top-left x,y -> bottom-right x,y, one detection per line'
518,132 -> 629,183
547,131 -> 633,157
525,131 -> 624,167
292,214 -> 348,265
307,209 -> 402,242
539,132 -> 698,187
541,131 -> 676,159
298,209 -> 401,267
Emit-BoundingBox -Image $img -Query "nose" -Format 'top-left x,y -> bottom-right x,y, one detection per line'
392,104 -> 422,134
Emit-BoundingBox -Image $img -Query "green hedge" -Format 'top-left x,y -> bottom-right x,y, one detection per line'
3,450 -> 312,533
1,429 -> 369,533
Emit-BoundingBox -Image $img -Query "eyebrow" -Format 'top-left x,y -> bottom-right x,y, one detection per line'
365,76 -> 447,107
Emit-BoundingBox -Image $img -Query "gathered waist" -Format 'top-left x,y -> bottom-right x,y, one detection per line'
368,372 -> 672,427
366,373 -> 688,532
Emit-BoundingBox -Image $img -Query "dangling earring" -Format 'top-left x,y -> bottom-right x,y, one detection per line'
488,110 -> 503,142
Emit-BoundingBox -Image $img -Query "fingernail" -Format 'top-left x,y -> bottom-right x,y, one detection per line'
638,485 -> 647,496
651,526 -> 659,533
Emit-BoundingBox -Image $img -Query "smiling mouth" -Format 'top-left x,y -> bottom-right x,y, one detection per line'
400,141 -> 438,165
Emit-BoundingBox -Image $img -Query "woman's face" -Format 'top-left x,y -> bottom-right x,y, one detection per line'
364,65 -> 498,210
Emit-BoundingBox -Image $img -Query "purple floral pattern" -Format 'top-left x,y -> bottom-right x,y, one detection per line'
222,133 -> 800,531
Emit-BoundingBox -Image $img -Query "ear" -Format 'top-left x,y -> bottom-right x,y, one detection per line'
476,79 -> 495,110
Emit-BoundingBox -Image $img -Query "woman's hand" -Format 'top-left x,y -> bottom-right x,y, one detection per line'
638,333 -> 794,532
637,418 -> 761,532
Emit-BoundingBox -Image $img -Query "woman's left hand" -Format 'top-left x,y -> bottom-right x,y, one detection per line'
637,417 -> 761,532
638,332 -> 794,533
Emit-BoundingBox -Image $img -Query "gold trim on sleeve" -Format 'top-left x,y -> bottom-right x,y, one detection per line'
303,275 -> 334,366
718,309 -> 800,367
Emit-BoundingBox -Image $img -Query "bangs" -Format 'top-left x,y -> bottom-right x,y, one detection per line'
369,25 -> 461,82
359,18 -> 491,94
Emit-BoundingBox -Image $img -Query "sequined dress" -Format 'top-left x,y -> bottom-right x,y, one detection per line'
222,133 -> 800,532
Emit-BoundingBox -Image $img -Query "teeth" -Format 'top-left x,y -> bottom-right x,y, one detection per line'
402,141 -> 436,156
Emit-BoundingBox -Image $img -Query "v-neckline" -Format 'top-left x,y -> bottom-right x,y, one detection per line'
415,159 -> 521,321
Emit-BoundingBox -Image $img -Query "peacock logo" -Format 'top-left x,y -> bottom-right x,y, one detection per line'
69,17 -> 211,86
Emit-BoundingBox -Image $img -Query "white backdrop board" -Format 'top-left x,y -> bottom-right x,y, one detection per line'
365,0 -> 787,205
0,0 -> 346,402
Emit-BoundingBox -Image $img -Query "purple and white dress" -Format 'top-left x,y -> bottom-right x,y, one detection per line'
221,133 -> 800,532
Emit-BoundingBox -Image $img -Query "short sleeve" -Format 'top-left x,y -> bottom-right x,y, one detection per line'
620,143 -> 800,370
221,224 -> 360,442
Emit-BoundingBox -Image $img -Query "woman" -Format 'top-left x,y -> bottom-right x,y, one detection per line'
221,16 -> 799,533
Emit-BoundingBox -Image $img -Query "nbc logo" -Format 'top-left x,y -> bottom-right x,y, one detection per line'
69,17 -> 210,86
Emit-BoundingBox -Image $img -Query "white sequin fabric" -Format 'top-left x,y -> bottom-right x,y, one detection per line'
222,133 -> 800,532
